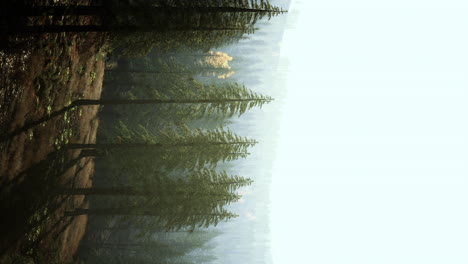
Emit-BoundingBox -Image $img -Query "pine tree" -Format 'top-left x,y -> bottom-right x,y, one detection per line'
10,1 -> 284,55
71,82 -> 273,117
67,126 -> 257,155
66,207 -> 238,231
57,169 -> 252,196
65,168 -> 251,231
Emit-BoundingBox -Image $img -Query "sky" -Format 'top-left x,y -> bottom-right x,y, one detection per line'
209,3 -> 290,263
271,1 -> 468,263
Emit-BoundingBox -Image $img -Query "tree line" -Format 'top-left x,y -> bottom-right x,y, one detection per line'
7,0 -> 285,56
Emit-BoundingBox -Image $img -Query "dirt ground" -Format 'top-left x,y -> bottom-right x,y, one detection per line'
0,27 -> 106,262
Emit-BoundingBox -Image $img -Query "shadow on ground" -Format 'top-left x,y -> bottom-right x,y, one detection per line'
0,149 -> 86,260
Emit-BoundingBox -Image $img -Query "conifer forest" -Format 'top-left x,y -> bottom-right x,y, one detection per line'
0,0 -> 290,263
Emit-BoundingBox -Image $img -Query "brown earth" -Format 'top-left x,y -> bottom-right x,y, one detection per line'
0,27 -> 106,263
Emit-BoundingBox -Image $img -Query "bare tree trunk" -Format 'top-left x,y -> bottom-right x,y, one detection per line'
16,5 -> 278,17
55,187 -> 143,196
67,141 -> 250,150
9,25 -> 248,34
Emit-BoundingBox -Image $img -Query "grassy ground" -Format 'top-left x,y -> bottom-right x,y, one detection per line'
0,3 -> 107,262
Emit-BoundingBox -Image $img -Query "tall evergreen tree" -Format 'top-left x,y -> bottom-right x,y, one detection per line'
71,82 -> 273,117
57,169 -> 252,196
69,126 -> 256,153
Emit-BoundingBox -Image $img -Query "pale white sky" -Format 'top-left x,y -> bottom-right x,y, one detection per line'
271,1 -> 468,263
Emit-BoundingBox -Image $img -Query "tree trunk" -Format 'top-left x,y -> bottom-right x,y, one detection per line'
81,242 -> 169,248
66,141 -> 250,150
79,149 -> 248,157
66,208 -> 231,217
15,6 -> 105,16
16,5 -> 279,17
9,25 -> 249,34
55,187 -> 144,195
79,149 -> 102,157
72,98 -> 264,106
100,226 -> 193,232
105,68 -> 229,74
